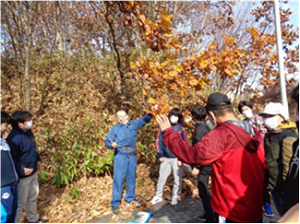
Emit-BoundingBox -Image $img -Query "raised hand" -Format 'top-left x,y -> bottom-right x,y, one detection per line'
156,114 -> 171,131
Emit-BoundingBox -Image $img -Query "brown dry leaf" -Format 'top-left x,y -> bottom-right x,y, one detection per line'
164,190 -> 172,200
143,88 -> 148,95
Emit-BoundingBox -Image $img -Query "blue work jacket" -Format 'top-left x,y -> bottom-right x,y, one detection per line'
105,113 -> 153,155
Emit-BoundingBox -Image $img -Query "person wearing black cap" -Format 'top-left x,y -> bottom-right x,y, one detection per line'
156,92 -> 269,223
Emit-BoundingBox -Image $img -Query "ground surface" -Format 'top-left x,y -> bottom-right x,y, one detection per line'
88,195 -> 280,223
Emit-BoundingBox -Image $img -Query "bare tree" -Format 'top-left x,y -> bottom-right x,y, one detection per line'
2,2 -> 39,111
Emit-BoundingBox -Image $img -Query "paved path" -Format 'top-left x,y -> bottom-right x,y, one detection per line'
89,195 -> 280,223
147,196 -> 280,223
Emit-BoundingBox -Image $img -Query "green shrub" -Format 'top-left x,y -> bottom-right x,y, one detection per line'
39,169 -> 50,181
70,187 -> 81,199
51,141 -> 114,187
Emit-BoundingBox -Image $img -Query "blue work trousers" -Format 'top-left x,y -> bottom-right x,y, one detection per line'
111,153 -> 137,207
1,184 -> 18,223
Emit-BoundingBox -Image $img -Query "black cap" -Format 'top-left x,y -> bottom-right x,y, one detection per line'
205,92 -> 231,111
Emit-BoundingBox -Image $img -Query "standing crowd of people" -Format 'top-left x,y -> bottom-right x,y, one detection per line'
1,85 -> 298,223
155,86 -> 299,223
105,85 -> 298,223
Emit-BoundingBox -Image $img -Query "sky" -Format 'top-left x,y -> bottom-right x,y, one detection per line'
282,0 -> 299,56
284,1 -> 299,29
284,1 -> 299,83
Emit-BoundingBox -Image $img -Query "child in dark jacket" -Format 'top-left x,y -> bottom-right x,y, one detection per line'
1,111 -> 19,223
6,110 -> 47,223
151,108 -> 187,206
190,105 -> 215,222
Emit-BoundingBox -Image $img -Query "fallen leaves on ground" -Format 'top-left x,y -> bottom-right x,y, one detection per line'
33,163 -> 199,223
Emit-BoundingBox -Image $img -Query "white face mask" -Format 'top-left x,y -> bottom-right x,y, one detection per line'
242,109 -> 253,118
170,116 -> 179,124
294,108 -> 299,121
209,112 -> 217,128
25,120 -> 33,129
263,117 -> 279,130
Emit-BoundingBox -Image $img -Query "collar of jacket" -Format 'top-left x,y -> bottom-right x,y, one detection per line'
274,119 -> 298,134
119,121 -> 130,127
15,127 -> 32,135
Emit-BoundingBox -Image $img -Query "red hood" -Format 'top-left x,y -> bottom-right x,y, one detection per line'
222,122 -> 262,152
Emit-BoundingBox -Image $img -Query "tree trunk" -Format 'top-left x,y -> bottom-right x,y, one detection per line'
54,2 -> 63,51
72,3 -> 86,56
24,47 -> 31,111
2,3 -> 26,108
134,29 -> 143,57
22,2 -> 37,111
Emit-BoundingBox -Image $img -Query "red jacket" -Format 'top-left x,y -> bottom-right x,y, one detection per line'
162,122 -> 269,223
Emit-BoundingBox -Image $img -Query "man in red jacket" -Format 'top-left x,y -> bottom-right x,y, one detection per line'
156,92 -> 269,223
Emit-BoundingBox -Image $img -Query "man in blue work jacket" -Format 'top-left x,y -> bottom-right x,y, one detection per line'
105,107 -> 153,215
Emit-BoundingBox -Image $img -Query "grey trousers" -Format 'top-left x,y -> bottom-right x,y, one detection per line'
15,172 -> 39,223
155,157 -> 183,198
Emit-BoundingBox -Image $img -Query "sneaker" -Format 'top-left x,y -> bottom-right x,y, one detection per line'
263,203 -> 274,217
171,196 -> 178,205
198,215 -> 207,222
150,196 -> 163,205
32,218 -> 49,223
112,206 -> 119,215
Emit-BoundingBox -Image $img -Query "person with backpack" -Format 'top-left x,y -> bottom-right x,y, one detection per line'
282,84 -> 299,215
259,102 -> 298,216
150,108 -> 187,206
190,105 -> 215,222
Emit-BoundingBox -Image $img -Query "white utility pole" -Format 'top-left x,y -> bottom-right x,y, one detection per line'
274,0 -> 289,119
